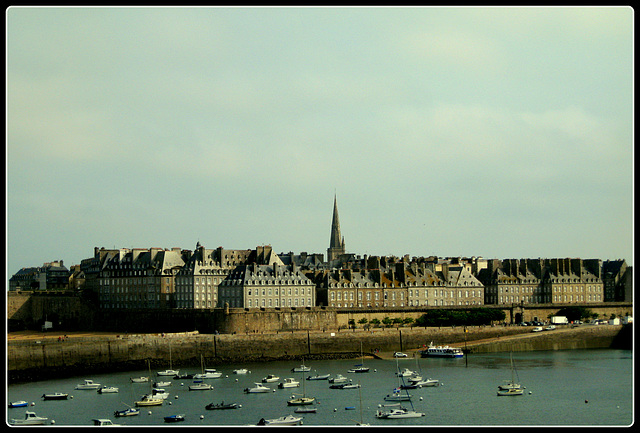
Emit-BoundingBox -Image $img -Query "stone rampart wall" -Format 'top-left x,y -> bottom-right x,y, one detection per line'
7,324 -> 629,383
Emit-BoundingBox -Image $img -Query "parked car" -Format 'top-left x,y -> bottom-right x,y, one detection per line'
532,327 -> 543,332
393,352 -> 408,358
544,325 -> 556,331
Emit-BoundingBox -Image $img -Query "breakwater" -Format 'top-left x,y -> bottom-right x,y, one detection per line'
7,324 -> 629,384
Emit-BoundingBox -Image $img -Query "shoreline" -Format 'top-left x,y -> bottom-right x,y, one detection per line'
7,324 -> 630,384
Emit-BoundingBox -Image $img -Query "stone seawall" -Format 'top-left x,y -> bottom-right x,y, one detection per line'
7,325 -> 630,383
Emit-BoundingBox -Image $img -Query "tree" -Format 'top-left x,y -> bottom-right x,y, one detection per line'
382,317 -> 393,327
370,318 -> 381,327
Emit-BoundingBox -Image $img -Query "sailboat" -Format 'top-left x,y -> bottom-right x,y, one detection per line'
135,360 -> 163,407
189,355 -> 213,390
497,353 -> 524,396
377,371 -> 425,419
287,367 -> 315,406
348,341 -> 370,373
408,352 -> 439,387
157,343 -> 179,376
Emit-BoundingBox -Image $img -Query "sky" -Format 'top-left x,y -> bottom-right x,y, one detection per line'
6,6 -> 634,278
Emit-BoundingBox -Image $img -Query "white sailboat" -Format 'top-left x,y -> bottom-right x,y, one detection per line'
378,360 -> 424,418
408,352 -> 439,387
348,341 -> 370,373
157,343 -> 179,376
135,360 -> 163,407
288,368 -> 316,406
497,353 -> 524,396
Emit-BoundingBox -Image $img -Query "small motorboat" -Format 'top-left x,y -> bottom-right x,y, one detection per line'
411,378 -> 439,387
328,374 -> 349,384
291,364 -> 311,373
97,386 -> 119,394
152,388 -> 170,399
307,373 -> 330,381
114,407 -> 140,418
41,392 -> 69,400
8,400 -> 29,408
10,411 -> 49,425
173,373 -> 194,379
294,406 -> 317,413
244,383 -> 271,393
278,378 -> 300,389
188,383 -> 213,391
130,376 -> 149,383
75,379 -> 101,390
256,415 -> 303,426
205,401 -> 240,410
157,369 -> 179,377
261,374 -> 280,383
154,381 -> 172,388
395,368 -> 416,377
92,419 -> 120,426
164,414 -> 185,423
233,368 -> 250,375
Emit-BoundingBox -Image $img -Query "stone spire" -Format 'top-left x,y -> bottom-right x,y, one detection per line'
327,194 -> 345,262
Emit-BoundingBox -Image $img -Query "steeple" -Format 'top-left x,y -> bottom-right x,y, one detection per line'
327,194 -> 345,262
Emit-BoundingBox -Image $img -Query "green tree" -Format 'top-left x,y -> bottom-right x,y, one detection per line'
382,317 -> 393,327
370,318 -> 381,327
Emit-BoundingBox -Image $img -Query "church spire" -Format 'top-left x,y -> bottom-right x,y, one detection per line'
328,194 -> 345,262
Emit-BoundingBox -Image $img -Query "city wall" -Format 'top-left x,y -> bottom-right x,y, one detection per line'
7,324 -> 630,383
7,291 -> 632,335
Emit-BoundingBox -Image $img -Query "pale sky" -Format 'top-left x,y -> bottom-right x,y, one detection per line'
6,6 -> 634,277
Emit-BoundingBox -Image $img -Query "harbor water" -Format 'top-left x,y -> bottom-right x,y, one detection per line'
7,349 -> 633,427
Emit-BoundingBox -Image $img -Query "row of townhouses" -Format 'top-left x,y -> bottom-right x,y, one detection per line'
8,197 -> 632,309
9,243 -> 632,310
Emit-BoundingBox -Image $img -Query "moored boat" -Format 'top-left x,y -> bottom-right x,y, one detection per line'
261,374 -> 280,383
130,376 -> 149,383
188,382 -> 213,391
497,387 -> 524,396
134,394 -> 163,407
329,374 -> 349,384
41,392 -> 69,400
92,418 -> 120,426
376,404 -> 425,419
294,407 -> 317,413
8,400 -> 29,408
256,415 -> 303,425
278,377 -> 300,388
75,379 -> 101,389
287,396 -> 315,406
9,410 -> 49,425
307,372 -> 331,381
244,383 -> 271,393
97,386 -> 119,394
205,401 -> 240,410
291,364 -> 311,373
194,368 -> 223,379
233,368 -> 250,375
164,414 -> 185,423
420,342 -> 464,358
114,407 -> 140,417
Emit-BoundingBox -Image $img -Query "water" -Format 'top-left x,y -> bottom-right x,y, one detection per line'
7,349 -> 633,427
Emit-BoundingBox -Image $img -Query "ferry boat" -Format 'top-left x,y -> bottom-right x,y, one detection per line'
420,342 -> 464,358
